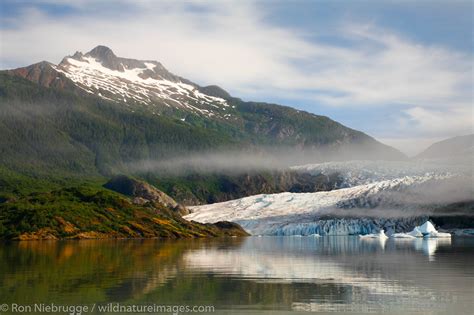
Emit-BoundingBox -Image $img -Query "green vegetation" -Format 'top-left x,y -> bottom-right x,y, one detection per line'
0,184 -> 248,240
0,72 -> 402,179
0,70 -> 402,239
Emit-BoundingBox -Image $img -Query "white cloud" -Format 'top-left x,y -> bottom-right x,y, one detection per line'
0,0 -> 472,153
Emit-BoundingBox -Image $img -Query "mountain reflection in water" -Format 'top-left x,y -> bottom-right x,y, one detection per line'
1,236 -> 473,314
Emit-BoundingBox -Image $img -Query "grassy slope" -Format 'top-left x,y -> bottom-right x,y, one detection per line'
0,184 -> 248,240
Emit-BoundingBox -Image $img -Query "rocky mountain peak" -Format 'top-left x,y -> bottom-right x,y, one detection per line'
87,45 -> 116,59
84,45 -> 124,71
49,45 -> 232,116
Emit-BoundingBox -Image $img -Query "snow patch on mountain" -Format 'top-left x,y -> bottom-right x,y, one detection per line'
54,51 -> 229,118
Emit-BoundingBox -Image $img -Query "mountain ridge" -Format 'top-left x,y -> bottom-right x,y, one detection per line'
1,45 -> 406,184
0,45 -> 447,241
416,134 -> 474,159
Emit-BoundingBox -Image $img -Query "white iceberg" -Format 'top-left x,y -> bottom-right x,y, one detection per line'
393,221 -> 451,239
359,230 -> 389,239
307,233 -> 321,237
424,231 -> 452,238
392,233 -> 416,239
408,227 -> 424,237
418,221 -> 437,234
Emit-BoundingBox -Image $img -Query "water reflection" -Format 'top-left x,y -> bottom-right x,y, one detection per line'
414,238 -> 452,259
359,235 -> 387,250
0,237 -> 473,314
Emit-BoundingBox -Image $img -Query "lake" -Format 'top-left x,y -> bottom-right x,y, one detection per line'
1,236 -> 473,314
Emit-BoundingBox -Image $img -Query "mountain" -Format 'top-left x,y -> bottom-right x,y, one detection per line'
0,45 -> 461,240
1,46 -> 404,195
7,45 -> 252,121
416,134 -> 474,159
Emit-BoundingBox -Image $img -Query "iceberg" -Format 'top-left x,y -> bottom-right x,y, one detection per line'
392,221 -> 451,239
392,233 -> 416,239
425,231 -> 452,238
359,230 -> 389,239
418,221 -> 437,234
408,227 -> 424,237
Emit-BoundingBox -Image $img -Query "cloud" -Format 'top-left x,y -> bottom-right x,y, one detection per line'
1,0 -> 472,154
401,106 -> 473,136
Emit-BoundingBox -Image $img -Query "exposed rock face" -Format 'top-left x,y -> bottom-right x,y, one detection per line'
87,46 -> 124,72
69,45 -> 182,82
158,171 -> 342,206
8,61 -> 76,90
199,85 -> 231,99
104,175 -> 189,215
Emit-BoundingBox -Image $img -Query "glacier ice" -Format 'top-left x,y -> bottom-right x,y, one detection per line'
185,160 -> 470,236
185,175 -> 442,236
290,160 -> 464,188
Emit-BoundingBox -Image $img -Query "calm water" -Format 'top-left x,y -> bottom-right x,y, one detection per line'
1,236 -> 473,315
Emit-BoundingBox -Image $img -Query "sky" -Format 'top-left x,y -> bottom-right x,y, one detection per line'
0,0 -> 472,156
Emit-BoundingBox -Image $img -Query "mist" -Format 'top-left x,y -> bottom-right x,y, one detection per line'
126,145 -> 415,176
316,174 -> 474,219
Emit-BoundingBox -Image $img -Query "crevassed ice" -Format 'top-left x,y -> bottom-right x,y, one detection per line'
185,174 -> 451,236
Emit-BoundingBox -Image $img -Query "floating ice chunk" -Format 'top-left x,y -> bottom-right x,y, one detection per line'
359,230 -> 388,239
405,221 -> 451,238
408,227 -> 424,237
435,232 -> 452,238
425,231 -> 452,238
307,234 -> 321,237
418,221 -> 437,234
392,233 -> 416,239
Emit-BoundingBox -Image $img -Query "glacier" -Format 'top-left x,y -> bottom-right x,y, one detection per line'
185,160 -> 472,236
185,175 -> 441,236
290,160 -> 463,188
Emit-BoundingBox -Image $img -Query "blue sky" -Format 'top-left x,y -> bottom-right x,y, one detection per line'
1,0 -> 472,155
